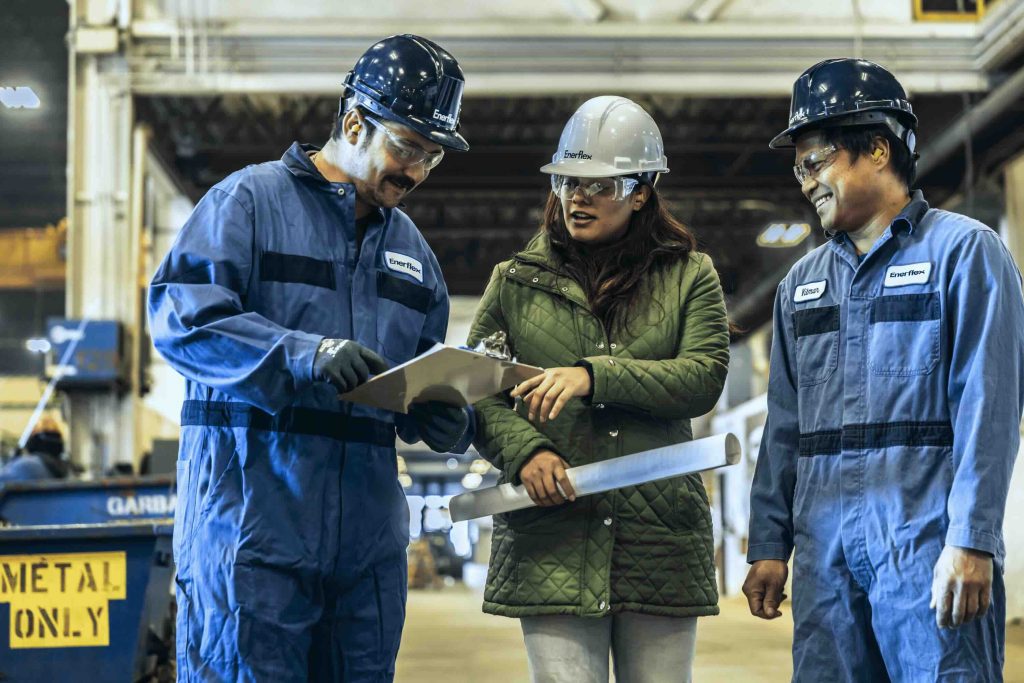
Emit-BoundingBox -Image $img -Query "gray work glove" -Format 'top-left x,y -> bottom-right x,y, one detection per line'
313,339 -> 388,394
408,401 -> 470,453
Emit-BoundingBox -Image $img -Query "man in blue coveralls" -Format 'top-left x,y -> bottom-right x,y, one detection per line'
0,418 -> 69,483
743,58 -> 1024,681
149,35 -> 475,681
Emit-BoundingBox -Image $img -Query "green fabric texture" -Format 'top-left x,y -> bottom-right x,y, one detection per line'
469,232 -> 730,619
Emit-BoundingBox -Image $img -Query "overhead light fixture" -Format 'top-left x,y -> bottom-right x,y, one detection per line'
25,338 -> 51,353
757,222 -> 811,248
469,458 -> 492,475
461,473 -> 483,490
0,87 -> 41,109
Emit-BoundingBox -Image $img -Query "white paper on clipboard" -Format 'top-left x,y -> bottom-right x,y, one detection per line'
337,343 -> 543,414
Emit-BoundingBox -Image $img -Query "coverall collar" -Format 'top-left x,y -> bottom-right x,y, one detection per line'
282,142 -> 389,222
282,142 -> 333,183
829,189 -> 930,259
891,189 -> 930,236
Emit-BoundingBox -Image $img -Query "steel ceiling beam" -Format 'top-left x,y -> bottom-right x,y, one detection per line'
125,19 -> 984,96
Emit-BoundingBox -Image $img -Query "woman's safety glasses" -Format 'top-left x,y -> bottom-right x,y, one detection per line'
364,116 -> 445,170
793,144 -> 840,185
550,175 -> 640,202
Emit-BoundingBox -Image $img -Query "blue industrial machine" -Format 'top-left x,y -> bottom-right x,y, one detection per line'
0,476 -> 177,681
44,318 -> 127,390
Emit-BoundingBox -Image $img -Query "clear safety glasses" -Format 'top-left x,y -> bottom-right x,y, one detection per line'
793,144 -> 840,185
550,175 -> 640,202
364,116 -> 445,170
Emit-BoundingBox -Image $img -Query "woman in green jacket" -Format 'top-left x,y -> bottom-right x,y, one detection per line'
468,96 -> 730,682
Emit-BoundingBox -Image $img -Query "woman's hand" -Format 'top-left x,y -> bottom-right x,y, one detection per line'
519,449 -> 577,506
510,367 -> 592,422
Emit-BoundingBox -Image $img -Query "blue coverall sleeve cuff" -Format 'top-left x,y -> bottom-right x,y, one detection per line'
945,525 -> 1002,559
746,543 -> 792,564
295,332 -> 326,383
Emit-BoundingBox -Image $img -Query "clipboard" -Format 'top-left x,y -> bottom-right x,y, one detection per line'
338,343 -> 543,414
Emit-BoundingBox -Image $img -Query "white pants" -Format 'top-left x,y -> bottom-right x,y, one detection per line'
520,612 -> 698,683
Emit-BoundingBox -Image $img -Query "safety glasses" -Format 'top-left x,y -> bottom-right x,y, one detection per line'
793,144 -> 840,185
364,116 -> 445,170
550,175 -> 640,202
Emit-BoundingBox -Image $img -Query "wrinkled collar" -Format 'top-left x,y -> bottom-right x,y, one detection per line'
891,189 -> 930,235
282,142 -> 329,182
281,142 -> 391,220
831,189 -> 930,248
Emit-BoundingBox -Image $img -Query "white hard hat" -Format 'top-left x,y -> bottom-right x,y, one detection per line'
540,96 -> 670,178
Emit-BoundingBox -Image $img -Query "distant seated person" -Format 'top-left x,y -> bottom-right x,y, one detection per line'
0,418 -> 70,483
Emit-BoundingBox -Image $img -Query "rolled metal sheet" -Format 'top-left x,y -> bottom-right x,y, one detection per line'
449,433 -> 741,522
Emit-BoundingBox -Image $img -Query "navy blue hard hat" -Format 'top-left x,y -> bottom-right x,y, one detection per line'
341,34 -> 470,151
770,58 -> 918,152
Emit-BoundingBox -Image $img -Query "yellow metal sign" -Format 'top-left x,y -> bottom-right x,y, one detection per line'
0,552 -> 126,648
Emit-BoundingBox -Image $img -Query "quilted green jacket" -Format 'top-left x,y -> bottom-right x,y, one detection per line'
469,233 -> 730,619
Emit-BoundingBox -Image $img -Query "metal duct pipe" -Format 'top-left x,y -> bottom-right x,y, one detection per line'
916,65 -> 1024,179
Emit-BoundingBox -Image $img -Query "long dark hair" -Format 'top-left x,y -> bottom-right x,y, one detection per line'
542,187 -> 697,335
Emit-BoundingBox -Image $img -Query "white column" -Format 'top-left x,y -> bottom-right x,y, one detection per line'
1001,153 -> 1024,620
66,0 -> 140,474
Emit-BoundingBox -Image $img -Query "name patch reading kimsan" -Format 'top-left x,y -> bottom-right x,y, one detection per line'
884,262 -> 932,287
384,251 -> 424,283
794,280 -> 827,303
0,552 -> 126,648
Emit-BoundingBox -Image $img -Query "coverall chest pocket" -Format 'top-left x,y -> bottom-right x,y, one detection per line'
376,271 -> 430,363
793,305 -> 840,387
867,292 -> 940,376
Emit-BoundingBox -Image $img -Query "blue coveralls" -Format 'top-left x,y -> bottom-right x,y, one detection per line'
749,192 -> 1024,682
0,455 -> 57,483
148,143 -> 470,682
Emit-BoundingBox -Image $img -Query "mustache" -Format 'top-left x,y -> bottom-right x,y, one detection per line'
385,175 -> 415,190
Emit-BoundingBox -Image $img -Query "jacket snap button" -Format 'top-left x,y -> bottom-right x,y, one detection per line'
561,286 -> 569,292
532,277 -> 539,283
337,187 -> 346,196
596,403 -> 605,409
597,342 -> 605,349
610,343 -> 617,349
603,517 -> 612,526
609,430 -> 618,437
509,268 -> 516,274
599,601 -> 607,610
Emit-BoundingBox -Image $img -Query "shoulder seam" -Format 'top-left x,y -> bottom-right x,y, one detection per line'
209,186 -> 255,222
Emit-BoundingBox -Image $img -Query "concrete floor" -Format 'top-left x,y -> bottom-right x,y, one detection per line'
397,583 -> 1024,682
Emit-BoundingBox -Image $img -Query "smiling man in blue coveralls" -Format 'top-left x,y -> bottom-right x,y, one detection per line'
742,58 -> 1024,681
148,35 -> 475,682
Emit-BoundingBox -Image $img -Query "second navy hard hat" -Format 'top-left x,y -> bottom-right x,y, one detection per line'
770,58 -> 917,151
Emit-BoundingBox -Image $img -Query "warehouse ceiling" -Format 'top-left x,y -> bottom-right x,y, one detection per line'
5,0 -> 1024,334
136,90 -> 1006,332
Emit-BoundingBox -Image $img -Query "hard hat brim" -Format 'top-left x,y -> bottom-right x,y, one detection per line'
539,158 -> 669,177
396,111 -> 470,152
769,127 -> 798,150
349,89 -> 470,152
769,107 -> 919,151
